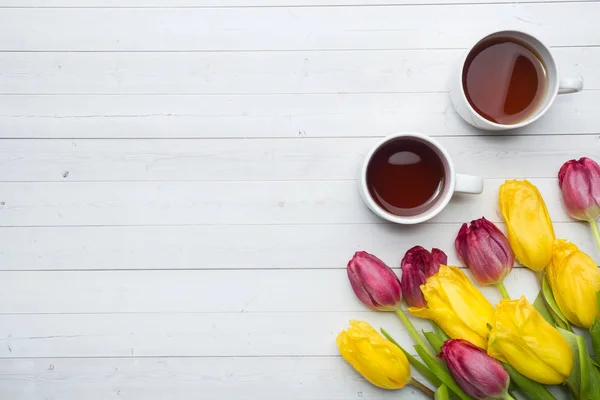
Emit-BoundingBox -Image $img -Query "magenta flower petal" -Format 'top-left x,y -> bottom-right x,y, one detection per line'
455,217 -> 514,285
439,339 -> 509,400
400,246 -> 447,308
347,251 -> 402,311
558,157 -> 600,221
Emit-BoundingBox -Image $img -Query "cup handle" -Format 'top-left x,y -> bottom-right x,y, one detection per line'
455,173 -> 484,194
558,77 -> 583,94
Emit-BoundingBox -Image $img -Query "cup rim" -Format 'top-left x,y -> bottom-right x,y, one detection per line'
360,132 -> 456,225
457,29 -> 560,129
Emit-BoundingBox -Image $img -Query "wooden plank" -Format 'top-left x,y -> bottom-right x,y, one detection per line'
0,4 -> 598,51
0,178 -> 585,226
0,222 -> 594,271
0,357 -> 570,400
0,312 -> 432,357
1,94 -> 597,139
1,92 -> 597,138
0,357 -> 434,400
0,48 -> 594,95
0,268 -> 537,314
0,0 -> 587,6
0,135 -> 598,181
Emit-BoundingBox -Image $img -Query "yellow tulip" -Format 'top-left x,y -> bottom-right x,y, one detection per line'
547,239 -> 600,328
499,180 -> 555,271
408,265 -> 495,349
488,296 -> 573,385
336,320 -> 411,390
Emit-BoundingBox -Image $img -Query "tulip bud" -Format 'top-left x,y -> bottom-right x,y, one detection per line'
488,296 -> 573,385
347,251 -> 402,311
455,217 -> 514,285
400,246 -> 447,308
409,265 -> 495,349
547,239 -> 600,328
439,339 -> 509,400
337,320 -> 411,390
499,180 -> 555,271
558,157 -> 600,222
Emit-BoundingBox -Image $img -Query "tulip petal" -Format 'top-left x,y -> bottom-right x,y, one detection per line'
558,158 -> 600,221
499,180 -> 555,272
337,320 -> 411,390
410,307 -> 488,349
547,240 -> 600,328
488,297 -> 573,385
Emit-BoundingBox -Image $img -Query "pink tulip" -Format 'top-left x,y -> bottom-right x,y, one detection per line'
455,218 -> 514,285
558,157 -> 600,222
347,251 -> 402,311
439,339 -> 510,400
400,246 -> 447,308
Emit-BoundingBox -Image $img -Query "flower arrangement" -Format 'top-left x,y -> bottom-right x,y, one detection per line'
336,158 -> 600,400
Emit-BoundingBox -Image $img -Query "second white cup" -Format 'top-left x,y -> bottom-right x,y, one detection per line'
450,30 -> 583,131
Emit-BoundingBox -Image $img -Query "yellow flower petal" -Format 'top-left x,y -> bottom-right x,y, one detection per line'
488,297 -> 573,384
336,320 -> 410,390
499,180 -> 555,272
547,239 -> 600,328
408,265 -> 494,349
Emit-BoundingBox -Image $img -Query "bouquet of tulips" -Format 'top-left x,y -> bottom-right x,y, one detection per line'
337,157 -> 600,400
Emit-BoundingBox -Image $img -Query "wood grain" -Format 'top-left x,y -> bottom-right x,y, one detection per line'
0,268 -> 538,314
0,4 -> 598,51
0,136 -> 598,181
0,222 -> 594,271
0,48 -> 595,94
0,312 -> 432,357
0,178 -> 584,226
0,0 -> 588,5
0,357 -> 429,400
0,92 -> 598,138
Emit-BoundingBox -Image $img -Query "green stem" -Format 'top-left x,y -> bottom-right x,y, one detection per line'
380,328 -> 443,388
409,378 -> 435,399
396,309 -> 435,358
590,220 -> 600,254
504,393 -> 517,400
496,281 -> 510,299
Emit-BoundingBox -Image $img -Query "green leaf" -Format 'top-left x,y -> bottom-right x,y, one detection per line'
434,384 -> 450,400
576,334 -> 600,400
542,274 -> 571,330
423,331 -> 444,354
558,328 -> 583,399
590,317 -> 600,362
380,328 -> 442,388
502,363 -> 558,400
596,291 -> 600,311
430,321 -> 450,341
557,329 -> 600,400
414,344 -> 474,400
533,290 -> 555,325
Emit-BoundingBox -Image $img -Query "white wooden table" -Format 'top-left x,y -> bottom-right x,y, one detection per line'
0,1 -> 598,399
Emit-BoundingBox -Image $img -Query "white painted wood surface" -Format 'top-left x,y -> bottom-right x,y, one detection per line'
0,1 -> 597,399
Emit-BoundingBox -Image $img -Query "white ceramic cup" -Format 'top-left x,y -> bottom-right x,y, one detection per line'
359,132 -> 484,225
450,30 -> 583,130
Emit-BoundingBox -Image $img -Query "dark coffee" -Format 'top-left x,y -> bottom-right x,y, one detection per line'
463,37 -> 548,125
366,138 -> 446,217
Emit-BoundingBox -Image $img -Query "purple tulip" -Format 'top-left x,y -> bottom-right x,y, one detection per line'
439,339 -> 510,400
558,157 -> 600,222
400,246 -> 447,308
347,251 -> 402,311
455,218 -> 514,285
